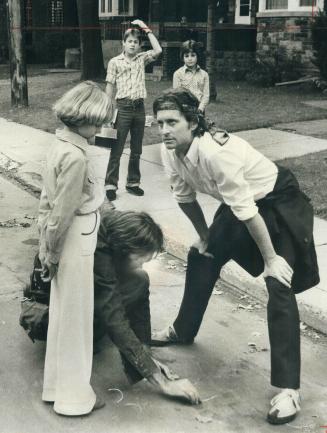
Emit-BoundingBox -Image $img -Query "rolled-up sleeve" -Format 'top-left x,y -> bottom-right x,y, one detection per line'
139,49 -> 158,66
208,149 -> 258,221
161,145 -> 196,203
106,59 -> 117,84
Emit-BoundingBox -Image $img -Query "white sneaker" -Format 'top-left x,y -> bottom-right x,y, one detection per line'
267,389 -> 301,425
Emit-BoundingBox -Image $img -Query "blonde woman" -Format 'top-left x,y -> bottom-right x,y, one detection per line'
38,81 -> 112,416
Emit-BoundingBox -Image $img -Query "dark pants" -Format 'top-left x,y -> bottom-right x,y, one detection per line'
173,207 -> 301,389
105,99 -> 145,190
94,269 -> 151,383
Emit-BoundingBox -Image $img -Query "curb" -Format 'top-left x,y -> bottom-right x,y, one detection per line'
166,240 -> 327,337
1,150 -> 327,337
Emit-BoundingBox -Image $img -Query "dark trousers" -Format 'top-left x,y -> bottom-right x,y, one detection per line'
173,207 -> 301,389
94,269 -> 151,383
105,99 -> 145,190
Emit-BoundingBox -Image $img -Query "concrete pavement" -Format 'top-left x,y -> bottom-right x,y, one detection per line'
1,174 -> 327,432
1,118 -> 327,335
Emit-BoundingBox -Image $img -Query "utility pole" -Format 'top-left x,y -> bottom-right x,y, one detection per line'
6,0 -> 28,107
207,0 -> 217,101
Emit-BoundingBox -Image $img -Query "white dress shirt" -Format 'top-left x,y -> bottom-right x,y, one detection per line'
161,131 -> 278,221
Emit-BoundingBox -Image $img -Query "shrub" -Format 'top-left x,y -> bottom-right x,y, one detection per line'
311,10 -> 327,80
246,47 -> 302,87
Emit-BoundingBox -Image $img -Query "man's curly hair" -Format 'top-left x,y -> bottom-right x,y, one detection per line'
153,87 -> 208,137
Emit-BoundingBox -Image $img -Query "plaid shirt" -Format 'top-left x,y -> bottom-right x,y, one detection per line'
173,65 -> 210,111
106,50 -> 157,100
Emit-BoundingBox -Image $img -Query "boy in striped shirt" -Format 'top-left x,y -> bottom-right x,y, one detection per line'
105,19 -> 162,201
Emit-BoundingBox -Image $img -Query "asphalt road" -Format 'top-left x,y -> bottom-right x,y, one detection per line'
1,174 -> 327,433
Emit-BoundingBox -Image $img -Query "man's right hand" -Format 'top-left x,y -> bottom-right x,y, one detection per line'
160,378 -> 201,405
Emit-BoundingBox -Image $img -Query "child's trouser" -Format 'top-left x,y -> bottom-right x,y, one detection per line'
42,212 -> 99,415
105,98 -> 145,190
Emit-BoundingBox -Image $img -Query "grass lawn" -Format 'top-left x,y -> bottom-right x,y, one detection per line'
1,65 -> 327,141
0,65 -> 327,219
278,151 -> 327,220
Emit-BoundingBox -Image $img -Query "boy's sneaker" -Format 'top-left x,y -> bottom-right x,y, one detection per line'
106,190 -> 117,201
126,186 -> 144,196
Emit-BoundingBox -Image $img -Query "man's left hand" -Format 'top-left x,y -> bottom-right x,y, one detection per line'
192,237 -> 214,258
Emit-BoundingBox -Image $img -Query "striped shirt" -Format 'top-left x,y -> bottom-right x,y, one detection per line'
173,65 -> 210,111
106,50 -> 158,100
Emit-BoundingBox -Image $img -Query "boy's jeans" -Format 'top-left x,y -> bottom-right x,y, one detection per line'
105,98 -> 145,190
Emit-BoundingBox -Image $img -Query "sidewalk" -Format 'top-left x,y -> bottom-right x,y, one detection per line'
1,118 -> 327,334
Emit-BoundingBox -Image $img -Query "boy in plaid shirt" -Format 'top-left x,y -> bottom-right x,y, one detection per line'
105,19 -> 162,201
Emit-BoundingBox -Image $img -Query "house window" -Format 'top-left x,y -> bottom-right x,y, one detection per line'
119,0 -> 129,14
266,0 -> 288,9
299,0 -> 316,5
50,0 -> 63,26
240,0 -> 250,15
108,0 -> 113,12
101,0 -> 105,12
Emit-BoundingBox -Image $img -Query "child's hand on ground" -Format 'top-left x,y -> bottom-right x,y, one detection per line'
160,378 -> 201,405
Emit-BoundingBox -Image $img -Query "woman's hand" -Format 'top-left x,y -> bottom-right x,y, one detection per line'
263,255 -> 293,288
41,258 -> 58,282
192,237 -> 214,258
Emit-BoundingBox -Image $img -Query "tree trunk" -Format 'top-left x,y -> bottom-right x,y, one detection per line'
7,0 -> 28,107
76,0 -> 105,80
206,0 -> 217,101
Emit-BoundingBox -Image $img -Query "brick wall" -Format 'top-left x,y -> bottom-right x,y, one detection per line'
256,15 -> 317,72
161,42 -> 255,80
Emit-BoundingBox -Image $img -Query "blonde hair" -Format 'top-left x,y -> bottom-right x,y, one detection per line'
53,81 -> 112,127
